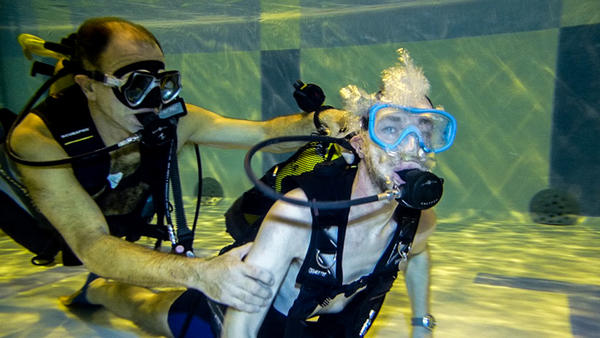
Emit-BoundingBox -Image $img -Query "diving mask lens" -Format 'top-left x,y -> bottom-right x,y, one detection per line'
369,104 -> 456,153
119,71 -> 181,107
159,71 -> 180,102
124,73 -> 153,105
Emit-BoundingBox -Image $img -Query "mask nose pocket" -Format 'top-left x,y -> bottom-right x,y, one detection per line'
140,87 -> 162,109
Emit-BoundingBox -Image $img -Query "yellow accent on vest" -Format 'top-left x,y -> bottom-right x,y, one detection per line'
63,135 -> 93,146
274,142 -> 343,192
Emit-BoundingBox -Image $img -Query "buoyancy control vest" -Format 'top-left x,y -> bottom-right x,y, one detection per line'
32,86 -> 157,230
32,85 -> 111,196
224,140 -> 344,244
279,159 -> 421,338
4,86 -> 169,265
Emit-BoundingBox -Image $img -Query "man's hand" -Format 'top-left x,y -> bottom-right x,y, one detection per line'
317,108 -> 357,138
197,243 -> 274,312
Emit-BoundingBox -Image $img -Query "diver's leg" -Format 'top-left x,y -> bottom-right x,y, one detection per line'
86,278 -> 183,337
0,185 -> 61,264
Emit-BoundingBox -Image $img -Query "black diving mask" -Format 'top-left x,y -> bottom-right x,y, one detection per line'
94,60 -> 182,109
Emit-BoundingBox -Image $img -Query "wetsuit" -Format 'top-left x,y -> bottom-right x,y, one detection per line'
167,158 -> 421,338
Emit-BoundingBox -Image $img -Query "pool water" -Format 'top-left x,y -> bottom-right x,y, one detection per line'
1,200 -> 598,337
1,1 -> 599,336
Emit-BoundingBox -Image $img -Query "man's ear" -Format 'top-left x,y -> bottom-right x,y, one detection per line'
349,134 -> 366,159
74,74 -> 96,100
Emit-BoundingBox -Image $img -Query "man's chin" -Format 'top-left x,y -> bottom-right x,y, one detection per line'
121,121 -> 143,135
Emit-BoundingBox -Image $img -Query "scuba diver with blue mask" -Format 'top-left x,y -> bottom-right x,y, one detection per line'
77,48 -> 454,338
219,48 -> 455,337
0,17 -> 351,313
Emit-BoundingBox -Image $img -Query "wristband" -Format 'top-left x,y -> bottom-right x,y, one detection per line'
411,314 -> 436,331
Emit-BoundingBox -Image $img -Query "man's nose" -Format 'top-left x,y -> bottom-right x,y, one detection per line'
398,134 -> 420,154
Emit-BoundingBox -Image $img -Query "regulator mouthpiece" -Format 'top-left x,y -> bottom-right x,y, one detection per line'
395,169 -> 444,209
135,98 -> 187,147
136,112 -> 176,147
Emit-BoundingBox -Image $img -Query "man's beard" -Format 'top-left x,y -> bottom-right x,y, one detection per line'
364,151 -> 394,192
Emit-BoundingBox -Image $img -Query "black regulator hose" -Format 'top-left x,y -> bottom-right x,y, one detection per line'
191,145 -> 202,234
245,135 -> 396,210
7,134 -> 140,167
245,135 -> 445,210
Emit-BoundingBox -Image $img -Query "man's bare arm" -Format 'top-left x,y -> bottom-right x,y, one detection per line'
181,104 -> 350,152
222,188 -> 311,337
404,209 -> 436,338
10,114 -> 273,312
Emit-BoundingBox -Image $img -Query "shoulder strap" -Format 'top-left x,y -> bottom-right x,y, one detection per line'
376,205 -> 421,272
284,161 -> 357,337
33,86 -> 107,157
317,206 -> 423,337
32,85 -> 110,195
292,158 -> 357,287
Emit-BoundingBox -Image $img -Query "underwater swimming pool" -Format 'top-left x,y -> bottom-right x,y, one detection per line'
1,203 -> 598,337
0,0 -> 599,337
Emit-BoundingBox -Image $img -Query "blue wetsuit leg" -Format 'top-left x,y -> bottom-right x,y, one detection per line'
167,289 -> 221,338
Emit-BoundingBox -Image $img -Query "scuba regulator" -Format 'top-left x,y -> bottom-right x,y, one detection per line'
244,135 -> 444,210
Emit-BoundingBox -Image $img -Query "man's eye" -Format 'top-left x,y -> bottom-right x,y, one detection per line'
381,126 -> 397,134
418,118 -> 433,130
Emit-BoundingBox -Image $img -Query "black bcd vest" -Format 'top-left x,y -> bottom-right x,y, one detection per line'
4,86 -> 167,265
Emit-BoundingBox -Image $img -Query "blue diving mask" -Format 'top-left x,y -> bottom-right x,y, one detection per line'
367,103 -> 456,153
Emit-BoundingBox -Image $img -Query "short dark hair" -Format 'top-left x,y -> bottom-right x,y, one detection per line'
72,17 -> 162,70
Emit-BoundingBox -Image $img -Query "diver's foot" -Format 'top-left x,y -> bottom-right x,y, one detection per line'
60,273 -> 102,308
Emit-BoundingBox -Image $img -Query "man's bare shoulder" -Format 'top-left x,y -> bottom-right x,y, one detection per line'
184,103 -> 219,122
10,113 -> 67,161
